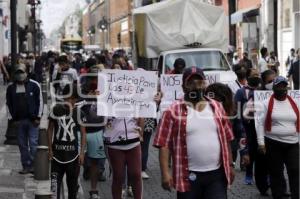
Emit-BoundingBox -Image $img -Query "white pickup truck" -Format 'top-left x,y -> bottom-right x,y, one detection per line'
133,0 -> 236,83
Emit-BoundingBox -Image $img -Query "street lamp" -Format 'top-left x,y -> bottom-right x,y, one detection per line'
5,0 -> 18,145
97,16 -> 108,50
87,29 -> 94,45
28,0 -> 41,57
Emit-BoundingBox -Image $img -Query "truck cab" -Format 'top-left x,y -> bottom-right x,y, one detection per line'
157,48 -> 237,84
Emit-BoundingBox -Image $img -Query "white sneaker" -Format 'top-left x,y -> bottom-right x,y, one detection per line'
141,171 -> 150,179
122,189 -> 127,199
127,186 -> 134,197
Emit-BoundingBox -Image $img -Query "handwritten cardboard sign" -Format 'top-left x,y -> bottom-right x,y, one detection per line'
97,69 -> 158,118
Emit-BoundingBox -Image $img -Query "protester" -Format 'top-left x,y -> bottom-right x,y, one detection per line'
48,84 -> 86,199
235,69 -> 262,186
240,52 -> 253,69
269,51 -> 280,74
256,76 -> 299,199
205,83 -> 244,168
261,70 -> 276,90
6,64 -> 43,174
104,116 -> 144,199
73,53 -> 84,74
141,92 -> 162,179
95,54 -> 106,70
168,58 -> 186,74
258,47 -> 272,73
81,66 -> 107,199
285,48 -> 296,72
103,64 -> 144,199
232,52 -> 240,65
287,48 -> 300,90
154,67 -> 234,199
33,56 -> 44,83
52,55 -> 78,95
229,64 -> 248,95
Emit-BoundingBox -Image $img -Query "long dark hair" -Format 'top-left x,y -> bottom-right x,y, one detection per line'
205,83 -> 235,116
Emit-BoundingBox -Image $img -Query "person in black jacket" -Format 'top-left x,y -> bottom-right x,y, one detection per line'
6,64 -> 43,174
287,48 -> 300,90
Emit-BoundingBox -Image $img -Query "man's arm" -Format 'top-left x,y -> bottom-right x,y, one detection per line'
137,118 -> 145,141
159,147 -> 173,191
47,120 -> 54,160
79,126 -> 86,165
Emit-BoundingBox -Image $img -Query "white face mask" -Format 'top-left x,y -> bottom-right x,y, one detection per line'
265,82 -> 273,90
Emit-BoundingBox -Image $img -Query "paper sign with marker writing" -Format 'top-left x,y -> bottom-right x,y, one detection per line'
97,69 -> 158,118
160,73 -> 220,111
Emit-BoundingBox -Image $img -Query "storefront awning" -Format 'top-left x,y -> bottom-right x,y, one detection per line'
231,7 -> 260,25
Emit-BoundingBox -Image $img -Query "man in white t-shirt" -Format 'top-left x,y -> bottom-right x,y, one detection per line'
52,55 -> 78,95
154,67 -> 235,199
258,47 -> 272,73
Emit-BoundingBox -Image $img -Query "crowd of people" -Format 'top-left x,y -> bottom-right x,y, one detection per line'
2,46 -> 299,199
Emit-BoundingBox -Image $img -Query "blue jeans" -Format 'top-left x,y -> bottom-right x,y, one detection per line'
177,168 -> 227,199
17,119 -> 39,169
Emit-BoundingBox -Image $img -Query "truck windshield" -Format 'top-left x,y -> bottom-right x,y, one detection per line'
165,51 -> 230,73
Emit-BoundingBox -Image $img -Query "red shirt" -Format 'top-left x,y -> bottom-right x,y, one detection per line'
153,98 -> 234,192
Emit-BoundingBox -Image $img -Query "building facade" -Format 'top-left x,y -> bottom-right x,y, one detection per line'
0,0 -> 11,57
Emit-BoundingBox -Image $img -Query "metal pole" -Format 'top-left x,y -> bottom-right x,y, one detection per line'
4,0 -> 19,145
11,0 -> 17,68
33,3 -> 36,57
103,31 -> 105,50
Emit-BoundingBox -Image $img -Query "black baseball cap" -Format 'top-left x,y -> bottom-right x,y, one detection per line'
182,66 -> 206,84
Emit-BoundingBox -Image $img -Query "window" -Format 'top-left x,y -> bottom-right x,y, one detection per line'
284,8 -> 291,28
164,51 -> 230,74
121,19 -> 128,32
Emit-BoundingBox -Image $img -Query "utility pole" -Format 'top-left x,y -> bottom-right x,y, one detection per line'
10,0 -> 17,69
5,0 -> 18,145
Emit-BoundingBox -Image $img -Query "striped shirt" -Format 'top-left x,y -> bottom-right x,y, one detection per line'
153,98 -> 234,192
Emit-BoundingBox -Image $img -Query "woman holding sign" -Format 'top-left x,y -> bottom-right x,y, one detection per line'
256,76 -> 299,199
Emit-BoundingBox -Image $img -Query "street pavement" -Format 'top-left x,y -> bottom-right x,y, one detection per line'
0,81 -> 276,199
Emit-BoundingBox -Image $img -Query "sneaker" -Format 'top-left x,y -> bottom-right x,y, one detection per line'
121,188 -> 127,199
89,191 -> 100,199
244,175 -> 253,185
127,186 -> 133,197
141,171 -> 150,179
18,168 -> 30,175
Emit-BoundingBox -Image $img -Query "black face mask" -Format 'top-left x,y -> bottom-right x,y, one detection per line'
273,88 -> 288,99
184,89 -> 204,103
248,77 -> 261,88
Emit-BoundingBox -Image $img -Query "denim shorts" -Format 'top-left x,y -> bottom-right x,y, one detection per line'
86,130 -> 106,159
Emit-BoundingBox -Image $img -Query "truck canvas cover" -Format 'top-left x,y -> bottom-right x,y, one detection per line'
133,0 -> 229,58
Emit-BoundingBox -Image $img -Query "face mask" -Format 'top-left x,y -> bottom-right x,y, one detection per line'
273,88 -> 288,100
265,82 -> 273,90
184,89 -> 204,103
248,77 -> 261,88
15,73 -> 27,82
